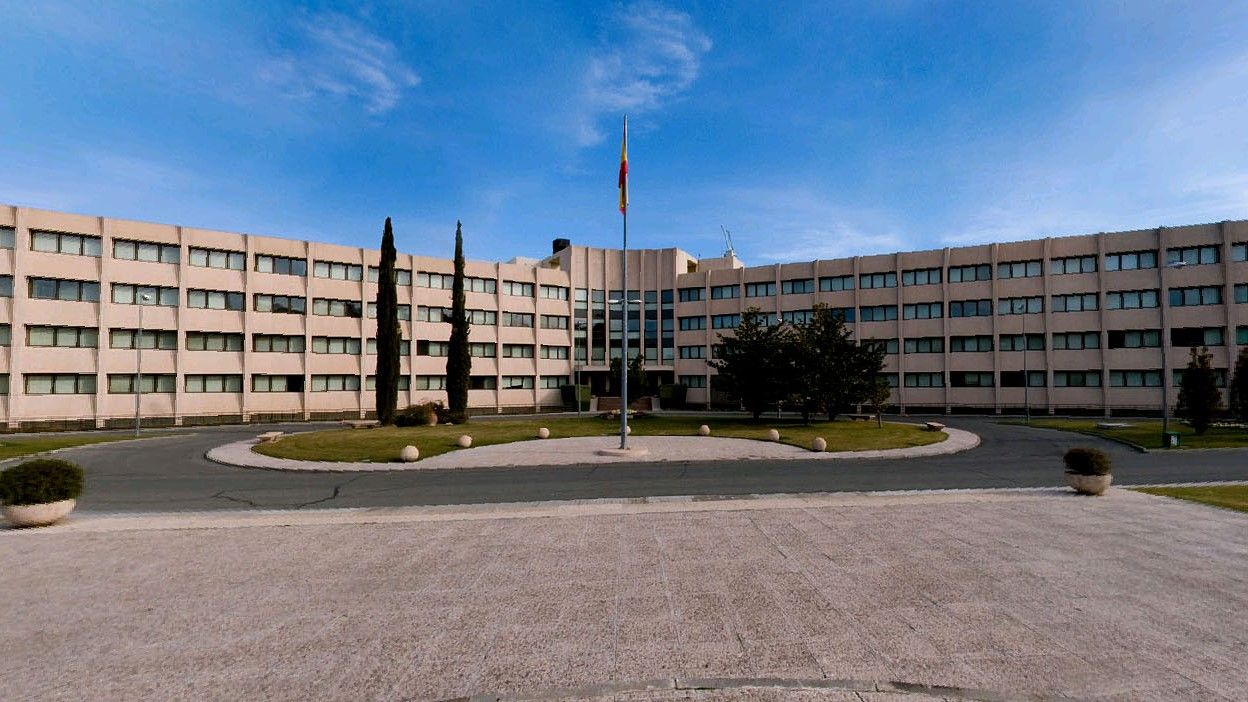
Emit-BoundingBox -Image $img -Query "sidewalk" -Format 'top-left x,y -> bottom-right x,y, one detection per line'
3,488 -> 1244,700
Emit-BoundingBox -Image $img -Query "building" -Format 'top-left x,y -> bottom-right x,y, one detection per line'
0,203 -> 1245,428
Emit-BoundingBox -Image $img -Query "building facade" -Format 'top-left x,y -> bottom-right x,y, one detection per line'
0,204 -> 1245,428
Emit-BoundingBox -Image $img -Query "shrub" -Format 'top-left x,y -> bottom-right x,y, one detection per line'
0,458 -> 85,506
394,401 -> 451,427
1063,448 -> 1112,476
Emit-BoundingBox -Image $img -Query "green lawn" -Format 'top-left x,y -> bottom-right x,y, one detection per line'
1134,485 -> 1248,514
254,415 -> 945,463
0,434 -> 148,461
1004,419 -> 1248,449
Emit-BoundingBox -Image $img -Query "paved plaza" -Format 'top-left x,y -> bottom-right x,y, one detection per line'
3,488 -> 1245,700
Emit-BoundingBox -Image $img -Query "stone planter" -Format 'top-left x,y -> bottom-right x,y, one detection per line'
3,499 -> 77,527
1067,473 -> 1112,496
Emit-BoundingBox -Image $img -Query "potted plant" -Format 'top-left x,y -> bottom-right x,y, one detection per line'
1063,447 -> 1112,496
0,458 -> 85,527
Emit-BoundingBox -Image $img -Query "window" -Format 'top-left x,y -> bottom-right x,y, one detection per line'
540,285 -> 569,300
679,375 -> 707,388
541,314 -> 570,330
1169,286 -> 1222,307
781,279 -> 815,294
108,374 -> 176,394
313,261 -> 363,281
1053,371 -> 1101,387
859,272 -> 896,289
367,266 -> 412,285
711,314 -> 740,329
186,332 -> 244,351
679,316 -> 706,330
366,338 -> 410,355
902,268 -> 941,286
0,275 -> 11,297
185,374 -> 244,393
1107,329 -> 1160,349
415,375 -> 447,390
998,296 -> 1043,314
30,231 -> 102,257
745,282 -> 776,297
862,338 -> 899,354
25,374 -> 96,395
187,288 -> 244,311
541,345 -> 570,360
1238,284 -> 1248,304
1052,332 -> 1100,350
710,284 -> 739,299
1232,243 -> 1246,262
679,287 -> 705,301
502,312 -> 534,327
1105,250 -> 1158,271
1238,326 -> 1248,345
311,337 -> 363,354
312,298 -> 363,318
781,309 -> 814,324
28,326 -> 99,348
364,375 -> 411,391
904,372 -> 944,388
310,375 -> 362,392
903,302 -> 943,320
950,371 -> 994,388
111,329 -> 176,350
502,281 -> 534,297
190,247 -> 246,270
997,260 -> 1042,279
948,299 -> 991,317
251,375 -> 305,392
253,334 -> 306,353
679,345 -> 706,359
110,284 -> 178,307
1171,327 -> 1224,347
819,275 -> 853,292
860,305 -> 897,322
1106,289 -> 1159,309
1106,370 -> 1162,388
540,376 -> 568,389
1051,255 -> 1096,275
1173,369 -> 1228,388
469,342 -> 497,357
114,239 -> 179,264
29,278 -> 100,302
950,335 -> 993,352
365,302 -> 411,320
501,376 -> 535,389
0,226 -> 13,248
417,340 -> 450,356
1001,371 -> 1046,387
947,264 -> 991,283
254,254 -> 307,276
1051,293 -> 1098,313
999,334 -> 1045,351
904,337 -> 944,354
0,324 -> 9,346
828,307 -> 855,322
253,294 -> 307,315
470,376 -> 498,390
502,344 -> 535,358
416,272 -> 495,293
1167,245 -> 1219,266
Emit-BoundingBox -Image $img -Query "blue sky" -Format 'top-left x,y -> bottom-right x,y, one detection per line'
2,1 -> 1246,264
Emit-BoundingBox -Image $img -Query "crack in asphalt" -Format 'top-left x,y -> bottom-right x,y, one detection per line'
211,474 -> 364,510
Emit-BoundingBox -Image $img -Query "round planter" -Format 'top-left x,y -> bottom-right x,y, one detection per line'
3,499 -> 76,527
1067,473 -> 1112,496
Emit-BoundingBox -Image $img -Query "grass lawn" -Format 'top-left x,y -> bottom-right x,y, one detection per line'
1134,485 -> 1248,514
0,434 -> 150,461
254,415 -> 945,463
1003,418 -> 1248,450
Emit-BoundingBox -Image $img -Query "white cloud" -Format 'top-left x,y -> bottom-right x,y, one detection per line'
259,12 -> 420,115
574,2 -> 712,145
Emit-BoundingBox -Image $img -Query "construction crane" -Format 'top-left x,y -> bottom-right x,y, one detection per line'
719,225 -> 736,258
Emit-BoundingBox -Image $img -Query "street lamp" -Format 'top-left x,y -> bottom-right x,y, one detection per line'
135,292 -> 154,437
1012,298 -> 1031,424
608,297 -> 642,449
1159,260 -> 1187,442
573,319 -> 588,417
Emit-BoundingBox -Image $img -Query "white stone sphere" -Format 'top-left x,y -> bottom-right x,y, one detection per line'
698,424 -> 711,436
457,435 -> 472,448
537,427 -> 550,439
400,445 -> 420,462
811,437 -> 827,452
624,425 -> 632,435
767,429 -> 781,441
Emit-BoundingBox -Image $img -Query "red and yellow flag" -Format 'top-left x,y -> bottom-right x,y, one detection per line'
618,117 -> 628,214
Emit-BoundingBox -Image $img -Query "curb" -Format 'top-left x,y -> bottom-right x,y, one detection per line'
0,432 -> 198,468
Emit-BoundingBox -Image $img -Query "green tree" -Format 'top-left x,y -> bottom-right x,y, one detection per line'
1177,345 -> 1220,435
710,308 -> 792,420
788,305 -> 887,421
373,217 -> 401,425
444,221 -> 471,423
1229,347 -> 1248,423
866,376 -> 892,428
608,353 -> 648,397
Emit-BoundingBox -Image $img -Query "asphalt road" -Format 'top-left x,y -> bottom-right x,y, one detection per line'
41,418 -> 1248,513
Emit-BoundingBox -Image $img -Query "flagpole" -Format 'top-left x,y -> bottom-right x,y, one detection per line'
619,116 -> 629,450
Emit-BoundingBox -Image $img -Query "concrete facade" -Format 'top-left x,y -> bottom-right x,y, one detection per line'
0,203 -> 1245,427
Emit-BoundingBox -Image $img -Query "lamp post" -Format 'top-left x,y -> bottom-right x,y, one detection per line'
1014,298 -> 1031,424
574,320 -> 588,417
608,297 -> 642,449
134,292 -> 154,437
1160,260 -> 1187,441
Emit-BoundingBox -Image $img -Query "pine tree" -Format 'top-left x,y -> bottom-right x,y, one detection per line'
1229,347 -> 1248,423
709,308 -> 792,420
1176,346 -> 1220,435
373,217 -> 401,425
445,221 -> 471,423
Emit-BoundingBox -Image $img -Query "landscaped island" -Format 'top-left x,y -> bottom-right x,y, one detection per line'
1007,419 -> 1248,449
252,416 -> 945,463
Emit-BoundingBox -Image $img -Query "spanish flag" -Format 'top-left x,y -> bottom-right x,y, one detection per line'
618,117 -> 628,214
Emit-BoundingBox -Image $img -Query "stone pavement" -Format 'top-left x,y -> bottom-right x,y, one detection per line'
2,488 -> 1245,701
207,426 -> 979,472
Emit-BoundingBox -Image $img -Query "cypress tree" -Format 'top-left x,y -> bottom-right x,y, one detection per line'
1176,346 -> 1220,435
445,221 -> 471,422
1230,347 -> 1248,423
374,217 -> 400,425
